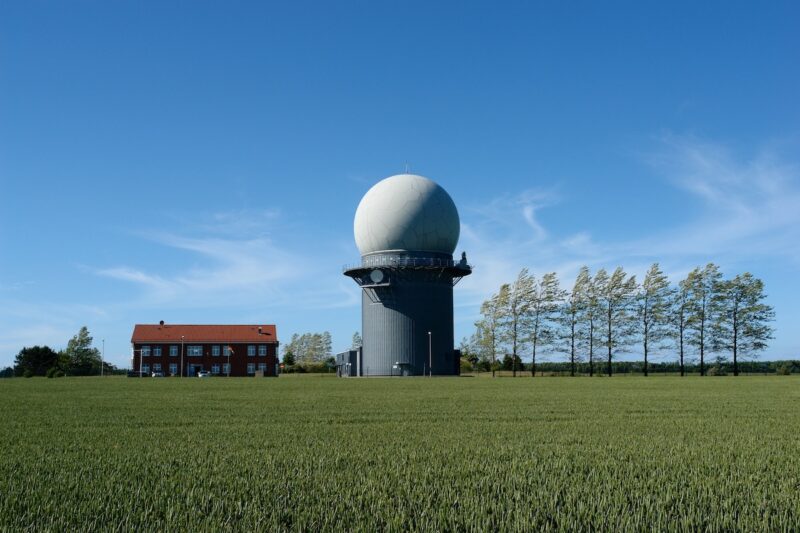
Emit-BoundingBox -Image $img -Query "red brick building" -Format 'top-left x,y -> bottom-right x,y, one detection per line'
131,324 -> 279,377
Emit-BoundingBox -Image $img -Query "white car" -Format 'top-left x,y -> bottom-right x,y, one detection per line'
197,371 -> 212,378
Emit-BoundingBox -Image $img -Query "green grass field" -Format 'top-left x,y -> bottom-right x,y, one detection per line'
1,376 -> 799,531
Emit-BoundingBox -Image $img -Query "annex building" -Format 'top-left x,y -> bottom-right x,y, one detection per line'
131,323 -> 279,377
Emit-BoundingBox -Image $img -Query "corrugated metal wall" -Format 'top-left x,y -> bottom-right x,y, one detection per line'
361,274 -> 456,376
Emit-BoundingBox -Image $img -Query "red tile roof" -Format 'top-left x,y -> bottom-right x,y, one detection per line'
131,324 -> 278,343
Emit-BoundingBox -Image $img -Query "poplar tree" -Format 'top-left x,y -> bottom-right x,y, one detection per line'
712,273 -> 774,376
284,332 -> 333,363
670,276 -> 692,376
502,270 -> 533,377
527,272 -> 566,377
65,326 -> 102,376
598,267 -> 638,376
557,267 -> 591,376
351,332 -> 362,350
588,269 -> 608,377
686,263 -> 722,376
321,331 -> 333,360
476,285 -> 508,377
637,263 -> 673,376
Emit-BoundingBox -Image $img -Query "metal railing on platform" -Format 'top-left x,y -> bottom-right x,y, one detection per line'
343,257 -> 471,271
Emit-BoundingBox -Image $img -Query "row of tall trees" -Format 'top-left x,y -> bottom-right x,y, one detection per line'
470,263 -> 774,377
13,326 -> 112,377
282,331 -> 333,365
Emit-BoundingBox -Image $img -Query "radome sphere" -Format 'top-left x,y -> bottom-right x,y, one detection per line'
353,174 -> 460,256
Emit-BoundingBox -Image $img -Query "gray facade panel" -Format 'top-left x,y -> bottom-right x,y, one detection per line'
361,275 -> 455,376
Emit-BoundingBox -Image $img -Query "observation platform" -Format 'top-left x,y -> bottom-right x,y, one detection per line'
343,254 -> 472,280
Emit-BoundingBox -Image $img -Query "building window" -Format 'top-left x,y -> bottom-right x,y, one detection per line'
247,363 -> 255,375
212,345 -> 220,357
142,364 -> 150,374
170,345 -> 178,357
187,345 -> 203,357
153,346 -> 162,357
153,363 -> 162,372
258,363 -> 267,373
212,364 -> 220,375
247,345 -> 256,357
169,363 -> 177,375
223,363 -> 230,375
141,346 -> 151,357
258,345 -> 267,357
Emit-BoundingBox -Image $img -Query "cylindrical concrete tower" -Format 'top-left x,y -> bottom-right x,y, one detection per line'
343,174 -> 471,376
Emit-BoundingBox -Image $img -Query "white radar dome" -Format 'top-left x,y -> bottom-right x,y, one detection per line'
354,174 -> 461,256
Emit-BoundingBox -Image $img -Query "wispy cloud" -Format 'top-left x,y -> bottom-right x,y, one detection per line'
96,237 -> 303,307
97,267 -> 169,288
469,188 -> 558,241
91,208 -> 364,315
456,134 -> 800,321
636,134 -> 800,261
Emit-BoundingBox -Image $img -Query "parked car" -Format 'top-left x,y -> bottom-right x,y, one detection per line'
152,371 -> 164,377
197,371 -> 211,378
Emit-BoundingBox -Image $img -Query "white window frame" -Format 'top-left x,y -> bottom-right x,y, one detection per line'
258,345 -> 267,357
169,363 -> 178,375
141,346 -> 151,357
153,346 -> 162,357
247,363 -> 255,375
142,364 -> 150,374
153,363 -> 162,372
223,363 -> 231,375
212,364 -> 220,375
187,345 -> 203,357
258,363 -> 267,372
170,345 -> 178,357
212,345 -> 220,357
247,345 -> 256,357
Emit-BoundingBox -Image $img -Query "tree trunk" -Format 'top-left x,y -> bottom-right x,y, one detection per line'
643,308 -> 649,377
531,341 -> 536,377
589,320 -> 594,377
607,305 -> 613,377
733,310 -> 739,377
679,324 -> 685,377
699,312 -> 705,376
699,336 -> 705,376
512,329 -> 517,377
570,321 -> 576,377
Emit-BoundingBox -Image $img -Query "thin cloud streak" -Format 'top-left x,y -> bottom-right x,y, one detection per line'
455,135 -> 800,342
92,209 -> 358,314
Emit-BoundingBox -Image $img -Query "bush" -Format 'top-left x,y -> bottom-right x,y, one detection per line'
708,365 -> 727,376
777,364 -> 792,376
46,367 -> 57,379
460,358 -> 473,373
55,370 -> 65,378
23,369 -> 34,378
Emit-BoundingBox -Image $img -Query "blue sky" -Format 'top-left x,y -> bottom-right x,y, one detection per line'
1,1 -> 798,368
